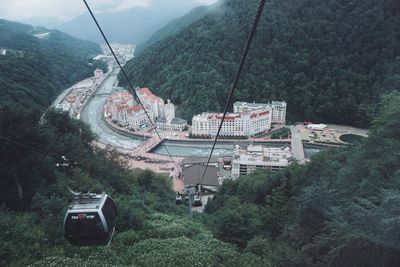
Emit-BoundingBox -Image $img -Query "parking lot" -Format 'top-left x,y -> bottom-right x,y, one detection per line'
296,124 -> 368,144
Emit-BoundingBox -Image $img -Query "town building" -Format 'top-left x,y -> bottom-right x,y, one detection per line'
106,88 -> 186,131
182,157 -> 221,192
231,144 -> 293,178
0,48 -> 6,56
137,87 -> 165,119
192,109 -> 271,138
106,90 -> 153,129
156,117 -> 187,131
155,100 -> 187,131
233,101 -> 287,124
306,123 -> 327,131
56,69 -> 106,119
101,43 -> 135,65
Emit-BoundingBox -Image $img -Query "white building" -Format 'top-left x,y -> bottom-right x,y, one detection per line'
125,105 -> 150,129
137,87 -> 165,119
156,99 -> 187,131
156,117 -> 187,131
192,109 -> 271,138
164,99 -> 175,123
107,91 -> 135,120
106,89 -> 186,131
232,144 -> 293,178
306,124 -> 327,131
0,48 -> 6,56
233,101 -> 287,124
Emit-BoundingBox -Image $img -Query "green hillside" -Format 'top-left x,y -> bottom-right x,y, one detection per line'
137,3 -> 219,53
123,0 -> 400,127
0,19 -> 103,109
203,92 -> 400,265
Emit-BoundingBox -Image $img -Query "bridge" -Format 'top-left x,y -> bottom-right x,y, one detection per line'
94,92 -> 111,96
290,125 -> 306,164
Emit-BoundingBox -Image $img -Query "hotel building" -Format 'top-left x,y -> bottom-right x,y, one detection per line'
232,144 -> 293,178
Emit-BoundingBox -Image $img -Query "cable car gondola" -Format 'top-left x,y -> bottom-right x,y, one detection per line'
175,195 -> 183,205
64,192 -> 117,246
193,195 -> 202,207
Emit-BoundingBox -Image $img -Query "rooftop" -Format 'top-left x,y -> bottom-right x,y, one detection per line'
183,164 -> 219,187
68,193 -> 106,210
138,87 -> 164,104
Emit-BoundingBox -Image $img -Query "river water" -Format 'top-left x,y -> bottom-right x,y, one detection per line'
151,141 -> 326,159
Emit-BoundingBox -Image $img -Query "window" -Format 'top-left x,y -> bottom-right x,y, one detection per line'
102,197 -> 117,230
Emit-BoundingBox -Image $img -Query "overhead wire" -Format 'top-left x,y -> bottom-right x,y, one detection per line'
83,0 -> 182,174
198,0 -> 267,187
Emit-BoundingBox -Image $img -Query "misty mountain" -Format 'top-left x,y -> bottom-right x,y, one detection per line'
137,2 -> 222,53
20,17 -> 63,29
57,0 -> 206,44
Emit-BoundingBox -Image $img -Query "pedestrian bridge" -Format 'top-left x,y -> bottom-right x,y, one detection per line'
94,92 -> 111,96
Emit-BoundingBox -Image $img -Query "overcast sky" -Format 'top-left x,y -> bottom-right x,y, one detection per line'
0,0 -> 217,23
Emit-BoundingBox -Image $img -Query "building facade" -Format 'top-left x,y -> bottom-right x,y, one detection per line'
192,109 -> 271,137
156,117 -> 187,131
106,88 -> 186,131
233,101 -> 287,124
232,144 -> 293,178
137,87 -> 165,119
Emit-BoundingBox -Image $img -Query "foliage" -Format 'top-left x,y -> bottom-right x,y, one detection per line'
123,0 -> 400,127
205,92 -> 400,265
269,127 -> 290,139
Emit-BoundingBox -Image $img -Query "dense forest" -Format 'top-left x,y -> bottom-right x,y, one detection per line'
123,0 -> 400,127
0,19 -> 105,109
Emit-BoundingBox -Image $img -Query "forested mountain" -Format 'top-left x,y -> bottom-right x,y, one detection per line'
57,0 -> 205,44
137,3 -> 220,53
123,0 -> 400,126
0,19 -> 103,109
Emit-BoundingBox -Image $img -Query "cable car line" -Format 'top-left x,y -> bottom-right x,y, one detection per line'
82,0 -> 181,174
197,0 -> 267,188
0,135 -> 57,159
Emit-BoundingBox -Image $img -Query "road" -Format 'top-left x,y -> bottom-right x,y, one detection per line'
290,125 -> 306,164
80,68 -> 142,149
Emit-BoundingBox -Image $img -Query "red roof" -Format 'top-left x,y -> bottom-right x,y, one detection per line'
138,87 -> 163,104
127,105 -> 143,113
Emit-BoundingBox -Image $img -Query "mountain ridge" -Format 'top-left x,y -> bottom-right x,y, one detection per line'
57,0 -> 207,44
122,0 -> 400,127
0,19 -> 104,109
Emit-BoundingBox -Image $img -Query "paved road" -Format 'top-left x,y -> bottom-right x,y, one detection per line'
290,125 -> 306,164
80,68 -> 142,149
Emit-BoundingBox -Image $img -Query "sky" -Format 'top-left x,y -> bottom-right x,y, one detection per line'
0,0 -> 218,23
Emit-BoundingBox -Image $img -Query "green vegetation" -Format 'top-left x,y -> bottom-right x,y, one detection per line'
204,92 -> 400,265
0,107 -> 258,266
2,90 -> 399,266
122,0 -> 400,127
0,19 -> 105,109
269,127 -> 290,139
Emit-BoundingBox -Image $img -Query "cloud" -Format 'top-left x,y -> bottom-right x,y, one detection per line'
0,0 -> 151,22
0,0 -> 218,22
